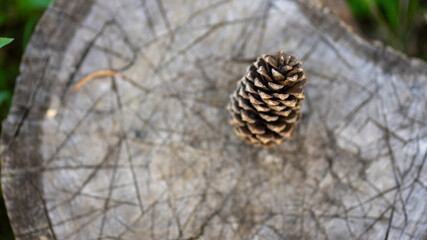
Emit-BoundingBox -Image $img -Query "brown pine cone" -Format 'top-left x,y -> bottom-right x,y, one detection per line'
227,51 -> 307,147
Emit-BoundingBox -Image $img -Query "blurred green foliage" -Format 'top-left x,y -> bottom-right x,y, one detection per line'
348,0 -> 427,60
1,1 -> 53,239
0,0 -> 53,121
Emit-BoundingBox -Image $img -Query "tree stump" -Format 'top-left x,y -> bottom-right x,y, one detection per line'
1,0 -> 426,239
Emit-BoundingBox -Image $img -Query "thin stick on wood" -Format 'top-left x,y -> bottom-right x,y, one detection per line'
70,70 -> 121,94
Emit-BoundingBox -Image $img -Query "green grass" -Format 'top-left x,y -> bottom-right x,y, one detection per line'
347,0 -> 427,61
0,0 -> 53,120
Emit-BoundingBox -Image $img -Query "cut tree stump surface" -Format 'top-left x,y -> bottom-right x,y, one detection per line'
1,0 -> 426,239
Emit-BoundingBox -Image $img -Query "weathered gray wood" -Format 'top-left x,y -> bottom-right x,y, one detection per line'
1,0 -> 426,239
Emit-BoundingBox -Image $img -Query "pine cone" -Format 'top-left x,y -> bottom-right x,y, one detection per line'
227,51 -> 307,147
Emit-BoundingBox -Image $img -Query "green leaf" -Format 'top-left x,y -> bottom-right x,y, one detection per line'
0,38 -> 14,48
407,0 -> 419,24
375,0 -> 399,32
348,0 -> 371,19
29,0 -> 54,9
23,18 -> 37,49
18,0 -> 52,10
